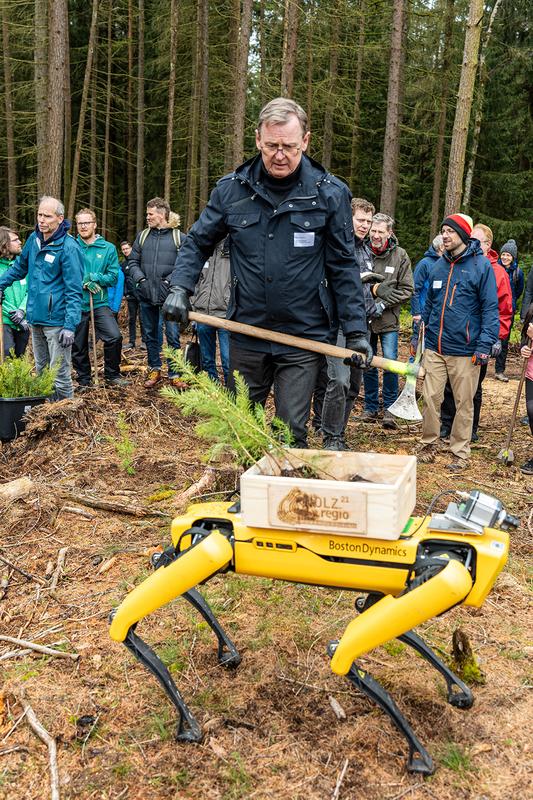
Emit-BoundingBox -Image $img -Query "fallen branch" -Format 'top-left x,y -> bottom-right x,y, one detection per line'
15,692 -> 59,800
49,548 -> 68,591
61,505 -> 95,520
331,758 -> 349,800
59,490 -> 170,518
0,477 -> 34,504
0,635 -> 78,661
174,467 -> 217,510
0,554 -> 46,586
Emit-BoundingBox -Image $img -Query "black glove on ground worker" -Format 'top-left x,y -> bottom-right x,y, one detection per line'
162,286 -> 191,328
58,328 -> 75,348
360,272 -> 385,285
345,333 -> 373,367
491,340 -> 502,358
374,282 -> 404,305
9,309 -> 25,326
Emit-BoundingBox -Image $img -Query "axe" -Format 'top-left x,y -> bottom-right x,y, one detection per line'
387,322 -> 424,422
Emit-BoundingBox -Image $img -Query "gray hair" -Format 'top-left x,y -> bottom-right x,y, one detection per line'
257,97 -> 308,135
39,195 -> 65,216
372,212 -> 394,231
432,234 -> 444,251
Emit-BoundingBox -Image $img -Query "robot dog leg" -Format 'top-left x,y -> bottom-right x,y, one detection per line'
109,529 -> 235,742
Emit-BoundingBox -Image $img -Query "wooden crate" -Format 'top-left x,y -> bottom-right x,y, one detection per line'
240,449 -> 416,540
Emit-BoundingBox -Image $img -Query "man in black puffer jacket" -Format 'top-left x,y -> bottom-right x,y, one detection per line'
128,198 -> 184,388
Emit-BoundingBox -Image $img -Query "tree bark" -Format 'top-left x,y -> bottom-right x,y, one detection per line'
89,36 -> 98,211
462,0 -> 503,211
34,0 -> 48,197
305,1 -> 315,135
67,0 -> 99,221
444,0 -> 484,215
185,0 -> 201,228
164,0 -> 179,201
46,0 -> 68,197
63,19 -> 72,212
349,0 -> 366,193
198,0 -> 209,211
1,4 -> 17,224
259,0 -> 267,108
322,7 -> 341,170
280,0 -> 299,97
136,0 -> 145,231
127,0 -> 135,240
223,0 -> 241,173
102,0 -> 113,235
230,0 -> 253,167
430,0 -> 455,237
380,0 -> 407,217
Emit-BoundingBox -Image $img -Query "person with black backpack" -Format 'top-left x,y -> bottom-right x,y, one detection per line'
127,198 -> 186,389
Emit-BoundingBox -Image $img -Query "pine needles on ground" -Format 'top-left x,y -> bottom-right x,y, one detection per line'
0,353 -> 58,398
161,348 -> 293,467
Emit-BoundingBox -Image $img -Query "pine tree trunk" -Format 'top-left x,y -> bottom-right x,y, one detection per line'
185,0 -> 201,228
305,1 -> 314,135
164,0 -> 179,201
430,0 -> 455,237
127,0 -> 135,240
89,38 -> 98,211
34,0 -> 48,197
444,0 -> 484,215
380,0 -> 407,217
198,0 -> 210,211
102,1 -> 113,235
349,0 -> 366,192
230,0 -> 253,167
280,0 -> 299,96
322,7 -> 341,170
223,0 -> 241,173
63,20 -> 72,213
67,0 -> 99,221
462,0 -> 503,211
259,0 -> 267,108
2,5 -> 17,224
46,0 -> 68,197
136,0 -> 145,231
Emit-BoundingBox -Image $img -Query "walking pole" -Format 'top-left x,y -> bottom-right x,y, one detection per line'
89,293 -> 99,386
0,301 -> 4,365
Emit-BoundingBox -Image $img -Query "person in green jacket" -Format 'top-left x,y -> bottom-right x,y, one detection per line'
71,208 -> 127,388
0,226 -> 30,359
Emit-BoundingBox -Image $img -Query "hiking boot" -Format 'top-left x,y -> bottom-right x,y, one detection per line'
494,372 -> 509,382
76,382 -> 93,393
140,342 -> 147,351
169,376 -> 188,390
471,430 -> 479,443
358,410 -> 379,423
382,409 -> 398,430
106,376 -> 130,388
323,435 -> 348,451
123,342 -> 135,351
144,370 -> 162,388
416,443 -> 437,463
447,456 -> 469,472
439,425 -> 451,441
520,458 -> 533,475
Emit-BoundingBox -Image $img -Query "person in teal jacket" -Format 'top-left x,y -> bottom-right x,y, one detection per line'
0,196 -> 84,399
0,227 -> 29,359
71,208 -> 127,388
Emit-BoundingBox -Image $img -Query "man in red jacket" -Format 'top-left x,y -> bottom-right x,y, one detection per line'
440,222 -> 512,442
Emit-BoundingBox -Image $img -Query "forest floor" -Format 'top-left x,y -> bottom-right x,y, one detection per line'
0,334 -> 531,800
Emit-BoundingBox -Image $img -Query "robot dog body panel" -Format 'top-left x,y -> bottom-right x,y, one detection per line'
110,498 -> 510,774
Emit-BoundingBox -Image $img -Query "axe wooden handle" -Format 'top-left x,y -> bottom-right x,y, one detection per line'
189,312 -> 423,378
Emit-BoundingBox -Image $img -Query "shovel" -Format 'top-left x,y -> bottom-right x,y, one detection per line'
188,312 -> 423,420
497,338 -> 530,465
89,293 -> 99,386
387,322 -> 425,422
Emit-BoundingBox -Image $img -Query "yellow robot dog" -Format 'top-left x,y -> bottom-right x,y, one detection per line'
109,489 -> 516,775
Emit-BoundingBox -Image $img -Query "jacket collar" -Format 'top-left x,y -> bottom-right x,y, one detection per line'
235,153 -> 329,202
35,219 -> 71,246
443,237 -> 482,264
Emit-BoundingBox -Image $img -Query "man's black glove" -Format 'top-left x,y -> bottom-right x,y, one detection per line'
9,309 -> 25,326
360,272 -> 385,285
491,340 -> 502,358
58,328 -> 75,348
374,282 -> 405,305
20,319 -> 30,333
162,286 -> 191,327
345,333 -> 373,367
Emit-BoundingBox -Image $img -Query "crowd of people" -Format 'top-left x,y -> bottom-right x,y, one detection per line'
0,97 -> 531,474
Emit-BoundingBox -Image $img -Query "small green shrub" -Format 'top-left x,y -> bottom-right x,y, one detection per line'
107,413 -> 136,474
0,352 -> 58,398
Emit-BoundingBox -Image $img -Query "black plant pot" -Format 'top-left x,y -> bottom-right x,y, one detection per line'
0,396 -> 50,442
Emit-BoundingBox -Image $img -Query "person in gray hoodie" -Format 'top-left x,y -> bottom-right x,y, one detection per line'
190,237 -> 231,384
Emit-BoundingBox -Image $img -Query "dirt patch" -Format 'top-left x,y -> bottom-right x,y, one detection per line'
0,341 -> 531,799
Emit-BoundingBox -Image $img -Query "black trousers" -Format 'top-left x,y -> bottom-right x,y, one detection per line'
441,363 -> 487,435
227,344 -> 323,448
2,323 -> 30,359
126,297 -> 144,345
526,378 -> 533,436
72,305 -> 122,384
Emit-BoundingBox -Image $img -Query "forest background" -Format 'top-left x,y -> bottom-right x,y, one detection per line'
0,0 -> 531,263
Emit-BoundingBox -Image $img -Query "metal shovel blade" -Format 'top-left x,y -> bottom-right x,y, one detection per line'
497,447 -> 514,466
387,376 -> 422,421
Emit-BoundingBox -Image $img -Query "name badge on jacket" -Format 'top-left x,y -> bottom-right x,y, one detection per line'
294,232 -> 315,247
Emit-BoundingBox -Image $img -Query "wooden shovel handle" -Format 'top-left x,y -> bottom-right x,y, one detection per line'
189,311 -> 423,378
501,337 -> 530,451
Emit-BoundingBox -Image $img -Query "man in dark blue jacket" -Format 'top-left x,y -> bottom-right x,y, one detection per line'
163,98 -> 370,447
416,213 -> 499,470
0,195 -> 84,399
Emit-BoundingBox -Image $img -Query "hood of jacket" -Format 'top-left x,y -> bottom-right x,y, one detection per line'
423,244 -> 441,261
35,219 -> 71,246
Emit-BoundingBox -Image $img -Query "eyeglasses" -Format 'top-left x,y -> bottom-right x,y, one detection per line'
77,221 -> 95,227
261,143 -> 302,156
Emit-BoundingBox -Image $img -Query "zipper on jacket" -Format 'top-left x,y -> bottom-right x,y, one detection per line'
466,321 -> 470,343
437,261 -> 456,354
449,284 -> 457,307
48,293 -> 53,320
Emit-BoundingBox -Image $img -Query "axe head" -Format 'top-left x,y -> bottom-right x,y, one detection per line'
387,376 -> 422,422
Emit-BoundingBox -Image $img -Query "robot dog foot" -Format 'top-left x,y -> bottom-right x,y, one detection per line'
327,641 -> 434,776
